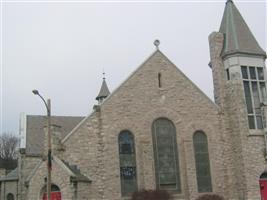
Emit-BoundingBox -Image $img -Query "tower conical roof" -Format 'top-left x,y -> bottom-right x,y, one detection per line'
96,78 -> 110,101
219,0 -> 266,58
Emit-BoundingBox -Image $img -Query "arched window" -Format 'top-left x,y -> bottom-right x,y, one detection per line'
152,118 -> 181,192
7,193 -> 15,200
118,131 -> 137,196
193,131 -> 212,193
41,184 -> 61,200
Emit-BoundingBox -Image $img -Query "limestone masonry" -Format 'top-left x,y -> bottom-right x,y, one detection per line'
1,1 -> 266,200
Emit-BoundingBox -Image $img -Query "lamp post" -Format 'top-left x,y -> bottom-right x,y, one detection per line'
32,90 -> 52,200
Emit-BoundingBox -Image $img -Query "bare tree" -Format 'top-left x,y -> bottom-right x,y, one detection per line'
0,133 -> 19,161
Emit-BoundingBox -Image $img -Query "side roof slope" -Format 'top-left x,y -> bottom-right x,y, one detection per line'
26,115 -> 84,155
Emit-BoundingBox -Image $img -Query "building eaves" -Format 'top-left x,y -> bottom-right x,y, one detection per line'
61,160 -> 91,183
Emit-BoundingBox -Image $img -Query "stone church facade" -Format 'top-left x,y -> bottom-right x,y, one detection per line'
1,1 -> 266,200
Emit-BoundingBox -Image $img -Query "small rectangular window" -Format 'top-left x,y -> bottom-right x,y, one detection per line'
249,67 -> 256,79
257,68 -> 264,80
248,116 -> 255,129
226,69 -> 230,80
241,66 -> 248,79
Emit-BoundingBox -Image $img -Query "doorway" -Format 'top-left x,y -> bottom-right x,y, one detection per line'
41,184 -> 61,200
260,171 -> 267,200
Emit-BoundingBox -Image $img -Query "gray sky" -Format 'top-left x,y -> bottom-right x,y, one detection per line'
1,0 -> 266,135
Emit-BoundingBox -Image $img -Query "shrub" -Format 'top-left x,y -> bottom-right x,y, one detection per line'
131,189 -> 172,200
196,194 -> 224,200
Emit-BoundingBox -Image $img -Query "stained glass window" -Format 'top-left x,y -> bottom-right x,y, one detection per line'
193,131 -> 212,193
152,118 -> 181,192
119,131 -> 137,196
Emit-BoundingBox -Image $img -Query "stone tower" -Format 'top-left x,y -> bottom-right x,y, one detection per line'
209,0 -> 266,199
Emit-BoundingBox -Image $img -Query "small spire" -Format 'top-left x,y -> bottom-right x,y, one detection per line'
96,72 -> 110,104
226,0 -> 233,3
154,39 -> 160,50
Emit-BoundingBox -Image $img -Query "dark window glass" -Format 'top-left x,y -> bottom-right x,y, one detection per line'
243,81 -> 253,114
158,73 -> 162,88
51,184 -> 60,192
152,118 -> 181,192
252,82 -> 261,114
193,131 -> 212,193
260,83 -> 267,102
249,67 -> 256,79
258,68 -> 264,80
119,131 -> 137,196
241,66 -> 248,79
248,116 -> 255,129
242,66 -> 265,130
257,116 -> 263,129
226,69 -> 230,80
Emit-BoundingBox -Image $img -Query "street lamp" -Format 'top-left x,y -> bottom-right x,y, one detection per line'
32,90 -> 52,200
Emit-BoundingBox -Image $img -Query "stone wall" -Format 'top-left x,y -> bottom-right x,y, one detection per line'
0,180 -> 18,200
58,51 -> 225,200
62,113 -> 102,200
209,31 -> 267,200
18,154 -> 42,200
27,159 -> 75,200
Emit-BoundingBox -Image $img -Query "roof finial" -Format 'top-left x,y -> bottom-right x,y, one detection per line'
102,68 -> 106,80
154,39 -> 160,50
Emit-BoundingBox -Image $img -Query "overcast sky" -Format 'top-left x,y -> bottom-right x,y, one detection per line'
1,0 -> 266,135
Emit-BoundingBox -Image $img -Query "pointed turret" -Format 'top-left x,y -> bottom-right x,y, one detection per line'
219,0 -> 266,58
96,74 -> 110,104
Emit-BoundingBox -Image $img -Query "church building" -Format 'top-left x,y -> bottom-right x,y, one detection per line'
1,0 -> 266,199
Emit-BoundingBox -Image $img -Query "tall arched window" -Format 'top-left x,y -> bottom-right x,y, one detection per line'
193,131 -> 212,193
119,131 -> 137,196
152,118 -> 181,192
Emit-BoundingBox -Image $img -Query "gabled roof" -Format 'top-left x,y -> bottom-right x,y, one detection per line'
25,157 -> 91,184
62,160 -> 91,182
96,78 -> 110,101
101,50 -> 218,110
25,115 -> 84,155
61,49 -> 219,143
219,0 -> 266,58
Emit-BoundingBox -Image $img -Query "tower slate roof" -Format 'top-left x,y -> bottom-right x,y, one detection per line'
219,0 -> 266,58
96,78 -> 110,101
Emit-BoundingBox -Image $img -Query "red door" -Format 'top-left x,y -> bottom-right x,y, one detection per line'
260,179 -> 267,200
42,192 -> 62,200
